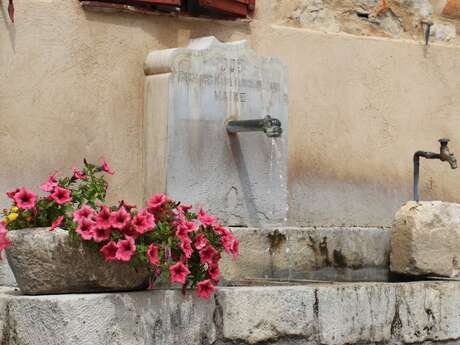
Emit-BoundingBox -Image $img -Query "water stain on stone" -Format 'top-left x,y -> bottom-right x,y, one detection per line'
319,237 -> 331,265
267,230 -> 286,254
332,249 -> 347,268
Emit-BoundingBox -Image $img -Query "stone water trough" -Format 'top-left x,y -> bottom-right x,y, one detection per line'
2,222 -> 460,345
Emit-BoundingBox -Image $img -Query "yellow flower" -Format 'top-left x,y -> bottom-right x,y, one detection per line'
11,207 -> 19,213
7,213 -> 18,222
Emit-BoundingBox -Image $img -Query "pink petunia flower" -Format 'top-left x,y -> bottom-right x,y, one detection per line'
99,157 -> 115,175
71,166 -> 86,180
147,243 -> 160,265
110,207 -> 131,229
214,225 -> 230,237
199,245 -> 219,265
13,188 -> 37,210
197,208 -> 217,227
207,263 -> 220,281
73,205 -> 96,222
119,200 -> 137,211
178,220 -> 198,233
0,229 -> 11,259
146,194 -> 168,210
196,279 -> 216,299
194,233 -> 209,251
231,238 -> 239,258
139,208 -> 155,226
180,239 -> 193,259
50,216 -> 64,231
178,204 -> 192,213
169,261 -> 190,284
6,188 -> 20,200
121,223 -> 139,239
39,171 -> 58,192
100,241 -> 118,262
76,218 -> 96,240
0,221 -> 12,257
95,206 -> 112,229
50,187 -> 72,205
91,227 -> 112,243
132,209 -> 155,235
175,226 -> 189,241
116,237 -> 136,262
221,233 -> 239,258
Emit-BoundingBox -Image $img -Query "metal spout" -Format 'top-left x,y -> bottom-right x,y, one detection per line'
413,138 -> 457,201
226,115 -> 283,138
439,138 -> 457,169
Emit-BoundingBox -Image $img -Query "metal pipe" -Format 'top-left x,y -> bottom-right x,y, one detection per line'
226,115 -> 283,138
413,139 -> 457,201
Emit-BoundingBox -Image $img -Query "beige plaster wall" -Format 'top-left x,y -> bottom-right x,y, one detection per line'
2,0 -> 460,226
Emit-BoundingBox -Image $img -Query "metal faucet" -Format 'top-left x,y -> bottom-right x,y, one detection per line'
413,138 -> 457,201
226,115 -> 283,138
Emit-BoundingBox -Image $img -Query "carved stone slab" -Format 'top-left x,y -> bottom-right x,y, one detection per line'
144,36 -> 288,226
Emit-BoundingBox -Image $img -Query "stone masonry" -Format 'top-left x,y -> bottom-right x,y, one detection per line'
2,281 -> 460,344
280,0 -> 458,42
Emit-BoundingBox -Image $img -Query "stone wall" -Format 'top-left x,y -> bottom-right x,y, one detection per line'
2,1 -> 460,227
277,0 -> 459,42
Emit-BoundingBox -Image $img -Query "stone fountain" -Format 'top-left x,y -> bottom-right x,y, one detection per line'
2,37 -> 460,345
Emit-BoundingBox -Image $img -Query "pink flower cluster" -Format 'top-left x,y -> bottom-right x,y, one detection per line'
0,221 -> 11,258
3,158 -> 238,300
73,204 -> 155,262
72,194 -> 239,299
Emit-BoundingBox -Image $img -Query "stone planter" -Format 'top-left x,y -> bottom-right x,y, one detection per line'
5,228 -> 150,295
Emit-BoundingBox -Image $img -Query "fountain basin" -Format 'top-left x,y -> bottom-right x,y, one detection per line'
220,226 -> 390,283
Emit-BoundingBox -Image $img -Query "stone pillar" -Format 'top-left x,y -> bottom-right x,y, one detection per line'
143,37 -> 288,227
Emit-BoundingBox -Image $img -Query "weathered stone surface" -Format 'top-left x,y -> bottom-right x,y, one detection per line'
5,228 -> 150,295
434,0 -> 460,19
218,282 -> 460,345
144,36 -> 289,227
390,201 -> 460,277
431,22 -> 457,41
0,287 -> 216,345
0,252 -> 15,286
290,0 -> 341,33
220,227 -> 390,282
4,282 -> 460,345
283,0 -> 458,42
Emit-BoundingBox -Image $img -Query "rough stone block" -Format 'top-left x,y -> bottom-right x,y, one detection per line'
390,201 -> 460,277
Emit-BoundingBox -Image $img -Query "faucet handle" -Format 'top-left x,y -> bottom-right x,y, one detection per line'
439,138 -> 450,145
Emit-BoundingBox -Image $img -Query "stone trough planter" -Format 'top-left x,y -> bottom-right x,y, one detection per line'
5,228 -> 150,295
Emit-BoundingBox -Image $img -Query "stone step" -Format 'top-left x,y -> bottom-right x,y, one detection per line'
2,281 -> 460,345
